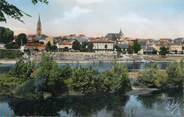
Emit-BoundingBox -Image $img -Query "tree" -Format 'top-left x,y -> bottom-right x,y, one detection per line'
45,42 -> 57,52
132,40 -> 141,53
0,0 -> 48,22
88,42 -> 93,52
159,46 -> 169,56
0,27 -> 14,44
34,54 -> 67,96
16,33 -> 28,46
5,42 -> 19,49
80,42 -> 93,52
72,40 -> 81,51
139,64 -> 168,88
45,41 -> 52,51
166,60 -> 184,88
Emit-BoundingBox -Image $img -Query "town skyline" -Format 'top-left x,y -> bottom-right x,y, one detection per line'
1,0 -> 184,39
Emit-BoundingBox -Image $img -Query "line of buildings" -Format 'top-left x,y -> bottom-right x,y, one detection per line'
6,16 -> 184,55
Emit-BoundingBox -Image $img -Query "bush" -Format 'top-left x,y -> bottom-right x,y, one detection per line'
166,60 -> 184,88
10,58 -> 34,79
0,49 -> 22,59
0,74 -> 24,95
66,63 -> 131,95
139,64 -> 168,88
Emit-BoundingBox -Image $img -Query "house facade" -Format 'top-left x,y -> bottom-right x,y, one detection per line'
90,39 -> 114,53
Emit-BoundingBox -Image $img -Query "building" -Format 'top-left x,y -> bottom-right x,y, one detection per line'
170,44 -> 183,54
24,16 -> 46,51
90,38 -> 114,53
105,29 -> 124,42
57,41 -> 73,51
37,15 -> 42,36
25,40 -> 45,51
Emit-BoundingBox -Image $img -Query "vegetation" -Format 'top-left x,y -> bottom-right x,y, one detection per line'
139,64 -> 168,88
166,60 -> 184,88
15,33 -> 28,46
0,49 -> 22,59
159,46 -> 169,56
72,40 -> 81,51
0,54 -> 132,99
0,27 -> 14,44
132,40 -> 141,53
0,0 -> 48,22
45,42 -> 57,52
5,42 -> 19,49
80,42 -> 94,52
139,61 -> 184,89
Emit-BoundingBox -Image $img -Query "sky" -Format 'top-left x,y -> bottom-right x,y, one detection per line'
1,0 -> 184,39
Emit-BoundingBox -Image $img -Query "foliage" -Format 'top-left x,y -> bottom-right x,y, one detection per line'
103,63 -> 131,93
139,64 -> 168,88
159,46 -> 169,56
127,45 -> 133,54
66,63 -> 131,95
72,40 -> 81,50
15,79 -> 42,99
0,0 -> 48,22
0,27 -> 14,44
132,40 -> 141,53
0,49 -> 22,59
34,54 -> 67,95
5,42 -> 19,49
80,42 -> 94,52
15,33 -> 28,46
10,58 -> 34,79
45,42 -> 57,52
166,60 -> 184,88
0,74 -> 24,94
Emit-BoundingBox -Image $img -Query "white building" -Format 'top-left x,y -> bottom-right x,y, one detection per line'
90,39 -> 114,53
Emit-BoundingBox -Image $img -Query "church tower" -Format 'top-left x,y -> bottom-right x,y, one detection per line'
37,15 -> 42,36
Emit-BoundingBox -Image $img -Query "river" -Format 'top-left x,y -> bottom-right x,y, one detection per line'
0,61 -> 172,73
0,89 -> 183,117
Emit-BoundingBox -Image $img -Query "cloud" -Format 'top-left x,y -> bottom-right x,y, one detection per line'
117,13 -> 152,25
75,0 -> 104,5
62,6 -> 92,21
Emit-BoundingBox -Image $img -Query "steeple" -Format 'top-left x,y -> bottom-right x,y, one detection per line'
37,15 -> 42,36
119,28 -> 123,36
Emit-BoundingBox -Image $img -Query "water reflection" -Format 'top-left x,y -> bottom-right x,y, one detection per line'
0,90 -> 183,117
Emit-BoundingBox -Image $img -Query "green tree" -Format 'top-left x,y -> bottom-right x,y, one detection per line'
88,42 -> 93,52
0,0 -> 48,22
45,41 -> 52,51
0,27 -> 14,44
139,64 -> 168,88
159,46 -> 169,56
15,33 -> 28,46
132,40 -> 141,53
80,42 -> 88,52
34,54 -> 67,96
5,42 -> 19,49
10,57 -> 34,79
166,60 -> 184,88
72,40 -> 81,51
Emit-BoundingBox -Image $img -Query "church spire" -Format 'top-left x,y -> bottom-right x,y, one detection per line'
37,15 -> 42,36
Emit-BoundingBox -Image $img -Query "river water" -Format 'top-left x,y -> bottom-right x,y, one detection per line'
0,61 -> 172,73
0,62 -> 183,117
0,90 -> 183,117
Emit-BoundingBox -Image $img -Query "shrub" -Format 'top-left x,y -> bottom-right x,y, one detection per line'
139,64 -> 168,88
0,49 -> 22,59
166,60 -> 184,88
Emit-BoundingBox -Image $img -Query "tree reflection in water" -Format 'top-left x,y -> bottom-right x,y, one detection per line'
8,94 -> 129,117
